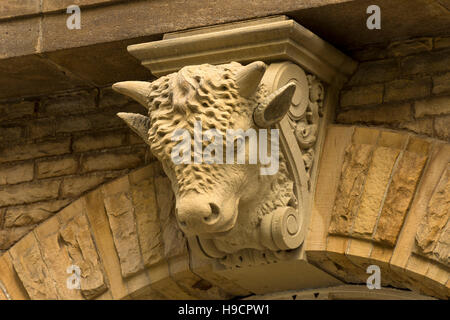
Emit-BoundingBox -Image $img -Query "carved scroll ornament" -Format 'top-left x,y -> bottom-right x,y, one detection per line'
113,61 -> 324,268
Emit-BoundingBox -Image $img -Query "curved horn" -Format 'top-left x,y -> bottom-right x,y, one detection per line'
112,81 -> 151,109
253,82 -> 296,128
117,112 -> 150,143
235,61 -> 267,98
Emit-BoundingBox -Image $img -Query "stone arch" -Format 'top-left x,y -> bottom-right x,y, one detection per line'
0,126 -> 448,299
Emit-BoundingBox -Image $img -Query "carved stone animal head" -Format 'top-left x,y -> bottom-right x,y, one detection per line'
113,62 -> 296,254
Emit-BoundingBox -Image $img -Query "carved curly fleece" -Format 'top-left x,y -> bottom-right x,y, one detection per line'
143,62 -> 295,217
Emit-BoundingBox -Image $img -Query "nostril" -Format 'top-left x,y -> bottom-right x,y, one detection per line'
204,203 -> 220,222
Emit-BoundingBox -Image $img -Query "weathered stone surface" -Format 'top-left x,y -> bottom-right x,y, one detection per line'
0,17 -> 40,59
340,84 -> 384,107
416,164 -> 449,263
348,59 -> 399,86
0,139 -> 71,164
398,118 -> 434,136
73,132 -> 126,152
57,209 -> 108,299
434,116 -> 450,141
155,176 -> 186,258
0,102 -> 35,122
352,146 -> 400,237
33,216 -> 83,299
56,116 -> 92,133
0,253 -> 30,300
433,219 -> 449,265
9,232 -> 59,299
0,0 -> 40,19
128,165 -> 165,267
337,103 -> 412,124
0,225 -> 35,250
28,119 -> 55,140
415,96 -> 450,118
432,72 -> 450,95
0,163 -> 34,185
374,149 -> 428,246
103,178 -> 144,278
329,143 -> 374,235
4,200 -> 70,228
99,87 -> 135,109
401,50 -> 450,76
435,36 -> 450,50
387,38 -> 433,57
84,189 -> 129,300
37,157 -> 78,179
384,78 -> 431,102
61,174 -> 110,198
0,126 -> 23,143
42,90 -> 97,116
0,180 -> 60,206
81,151 -> 144,173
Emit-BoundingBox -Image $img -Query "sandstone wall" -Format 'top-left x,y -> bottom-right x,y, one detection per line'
338,36 -> 450,141
0,88 -> 152,254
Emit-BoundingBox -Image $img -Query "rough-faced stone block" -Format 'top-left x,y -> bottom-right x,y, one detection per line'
128,165 -> 165,267
9,232 -> 59,299
348,59 -> 399,86
102,177 -> 144,278
340,84 -> 384,107
328,143 -> 375,235
352,146 -> 400,237
415,96 -> 450,118
401,49 -> 450,75
0,101 -> 35,122
434,116 -> 450,141
37,157 -> 78,179
4,200 -> 70,228
0,225 -> 35,250
28,119 -> 55,140
415,164 -> 449,263
0,126 -> 23,143
337,103 -> 412,124
42,90 -> 97,116
61,174 -> 109,198
432,72 -> 450,95
81,150 -> 144,173
398,118 -> 434,137
384,78 -> 431,102
374,142 -> 429,246
57,204 -> 108,299
0,180 -> 61,206
0,139 -> 71,164
73,132 -> 126,152
0,163 -> 34,185
387,38 -> 433,57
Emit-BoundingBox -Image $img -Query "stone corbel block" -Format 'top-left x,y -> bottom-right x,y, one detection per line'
112,16 -> 356,292
128,16 -> 356,88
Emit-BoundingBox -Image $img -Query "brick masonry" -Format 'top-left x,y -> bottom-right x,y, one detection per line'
0,87 -> 153,252
339,36 -> 450,142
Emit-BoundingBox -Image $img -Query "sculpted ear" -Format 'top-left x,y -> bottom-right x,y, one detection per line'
117,112 -> 150,143
235,61 -> 267,98
112,81 -> 151,109
253,82 -> 296,128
